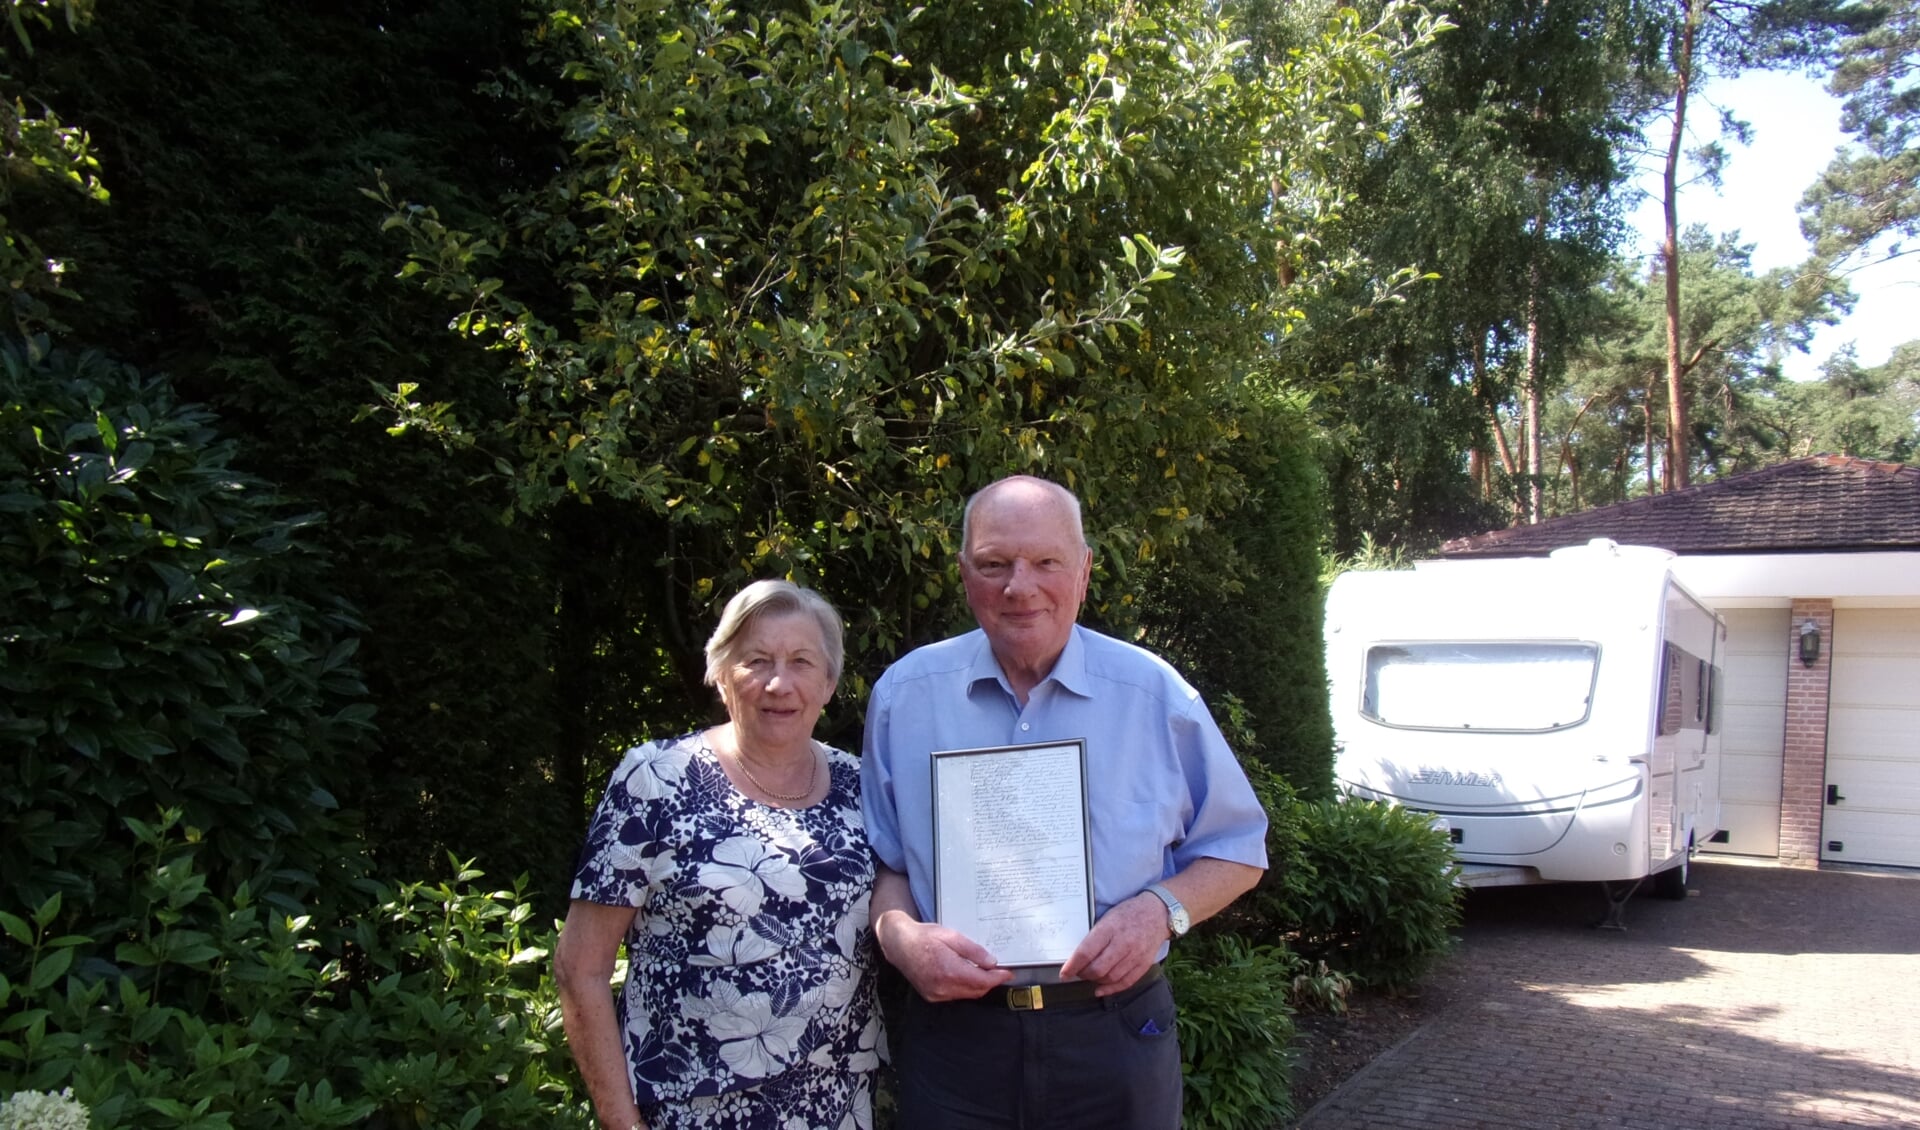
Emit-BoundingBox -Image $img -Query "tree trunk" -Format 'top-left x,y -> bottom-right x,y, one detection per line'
1525,213 -> 1546,524
553,512 -> 596,841
1556,394 -> 1601,513
1660,0 -> 1702,492
1476,331 -> 1524,523
1644,397 -> 1659,495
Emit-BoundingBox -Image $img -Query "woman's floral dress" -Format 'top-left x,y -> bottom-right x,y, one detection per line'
571,733 -> 881,1130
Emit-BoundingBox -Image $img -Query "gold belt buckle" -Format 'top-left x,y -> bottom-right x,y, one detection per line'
1007,985 -> 1045,1011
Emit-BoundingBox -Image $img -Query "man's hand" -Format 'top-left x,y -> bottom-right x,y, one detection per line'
1059,892 -> 1168,995
874,909 -> 1014,1002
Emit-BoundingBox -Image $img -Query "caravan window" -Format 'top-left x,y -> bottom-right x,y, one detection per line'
1362,641 -> 1600,732
1658,642 -> 1709,735
1707,663 -> 1722,734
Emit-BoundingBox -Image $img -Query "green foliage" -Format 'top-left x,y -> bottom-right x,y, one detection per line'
1134,405 -> 1338,796
386,0 -> 1448,679
1275,799 -> 1463,993
1549,228 -> 1850,503
1800,0 -> 1920,272
1288,959 -> 1354,1015
3,0 -> 581,893
0,341 -> 587,1125
2,0 -> 1443,892
0,338 -> 370,938
0,813 -> 588,1129
1286,0 -> 1641,552
0,0 -> 106,335
1166,934 -> 1300,1130
1321,534 -> 1412,583
1740,345 -> 1920,463
1225,765 -> 1461,997
1218,758 -> 1316,937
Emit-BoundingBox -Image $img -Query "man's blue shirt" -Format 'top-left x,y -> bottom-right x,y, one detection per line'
861,624 -> 1269,928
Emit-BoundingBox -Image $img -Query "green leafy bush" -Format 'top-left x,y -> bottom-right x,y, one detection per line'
1279,799 -> 1462,992
1167,934 -> 1299,1130
1,347 -> 592,1123
1198,751 -> 1317,944
7,0 -> 579,899
0,339 -> 373,943
1133,739 -> 1455,1123
0,812 -> 589,1129
1134,412 -> 1338,798
1288,959 -> 1354,1016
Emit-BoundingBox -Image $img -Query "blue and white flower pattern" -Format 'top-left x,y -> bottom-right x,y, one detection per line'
572,733 -> 878,1129
699,835 -> 810,917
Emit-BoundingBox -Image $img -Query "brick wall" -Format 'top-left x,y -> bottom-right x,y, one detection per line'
1778,599 -> 1834,866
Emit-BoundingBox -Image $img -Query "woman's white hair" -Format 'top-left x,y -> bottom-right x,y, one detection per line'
703,579 -> 845,687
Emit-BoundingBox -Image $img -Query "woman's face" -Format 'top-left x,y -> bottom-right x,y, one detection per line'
719,611 -> 836,758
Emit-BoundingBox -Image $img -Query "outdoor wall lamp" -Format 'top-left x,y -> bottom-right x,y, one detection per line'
1799,619 -> 1821,667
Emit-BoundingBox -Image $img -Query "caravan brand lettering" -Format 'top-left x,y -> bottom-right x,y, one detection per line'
1408,769 -> 1504,788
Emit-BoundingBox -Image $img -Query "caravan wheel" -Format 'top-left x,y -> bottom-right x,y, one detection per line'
1652,851 -> 1690,900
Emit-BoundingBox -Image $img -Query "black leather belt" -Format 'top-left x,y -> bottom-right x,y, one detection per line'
975,963 -> 1163,1011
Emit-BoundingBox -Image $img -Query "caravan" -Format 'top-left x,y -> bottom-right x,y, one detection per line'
1325,540 -> 1725,913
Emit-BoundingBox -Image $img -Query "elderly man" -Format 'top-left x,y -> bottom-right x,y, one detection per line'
861,474 -> 1268,1129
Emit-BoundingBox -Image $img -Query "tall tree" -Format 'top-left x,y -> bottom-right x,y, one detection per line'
1760,344 -> 1920,458
1549,227 -> 1847,509
1289,0 -> 1650,547
1648,0 -> 1869,489
1657,0 -> 1704,492
1800,0 -> 1920,272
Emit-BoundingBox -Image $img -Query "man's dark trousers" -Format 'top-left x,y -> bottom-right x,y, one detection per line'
893,973 -> 1181,1130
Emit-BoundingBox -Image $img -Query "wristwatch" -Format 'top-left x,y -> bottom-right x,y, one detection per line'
1144,882 -> 1190,938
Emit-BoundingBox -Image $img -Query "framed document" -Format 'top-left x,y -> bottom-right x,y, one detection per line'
930,739 -> 1093,967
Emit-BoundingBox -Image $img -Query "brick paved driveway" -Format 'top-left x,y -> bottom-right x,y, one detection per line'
1295,859 -> 1920,1129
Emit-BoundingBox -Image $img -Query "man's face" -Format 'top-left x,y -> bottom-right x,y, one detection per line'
959,482 -> 1092,677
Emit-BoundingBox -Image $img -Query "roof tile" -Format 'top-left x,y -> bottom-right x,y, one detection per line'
1440,456 -> 1920,557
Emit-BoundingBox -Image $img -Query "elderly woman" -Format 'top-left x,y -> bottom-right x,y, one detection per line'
556,580 -> 880,1130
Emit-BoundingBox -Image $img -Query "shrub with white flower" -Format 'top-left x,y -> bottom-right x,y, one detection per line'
0,1089 -> 92,1130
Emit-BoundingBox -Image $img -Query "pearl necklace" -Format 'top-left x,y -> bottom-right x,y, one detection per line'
729,742 -> 818,803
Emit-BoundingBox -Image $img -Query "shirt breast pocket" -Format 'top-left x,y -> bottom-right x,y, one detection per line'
1091,799 -> 1178,889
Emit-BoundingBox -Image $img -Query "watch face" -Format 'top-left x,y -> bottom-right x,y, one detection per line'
1170,906 -> 1191,936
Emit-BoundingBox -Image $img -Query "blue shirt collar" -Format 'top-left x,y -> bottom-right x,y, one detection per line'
965,624 -> 1093,700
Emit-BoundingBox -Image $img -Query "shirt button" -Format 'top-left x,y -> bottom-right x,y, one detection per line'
1020,722 -> 1030,731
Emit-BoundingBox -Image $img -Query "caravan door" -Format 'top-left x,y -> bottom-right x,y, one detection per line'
1652,582 -> 1725,872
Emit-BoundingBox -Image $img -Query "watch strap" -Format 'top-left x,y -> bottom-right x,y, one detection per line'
1144,882 -> 1190,937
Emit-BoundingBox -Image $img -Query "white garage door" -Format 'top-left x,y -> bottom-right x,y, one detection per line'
1822,609 -> 1920,868
1704,608 -> 1788,858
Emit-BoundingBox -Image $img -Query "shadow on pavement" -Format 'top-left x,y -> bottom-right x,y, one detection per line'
1295,861 -> 1920,1129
